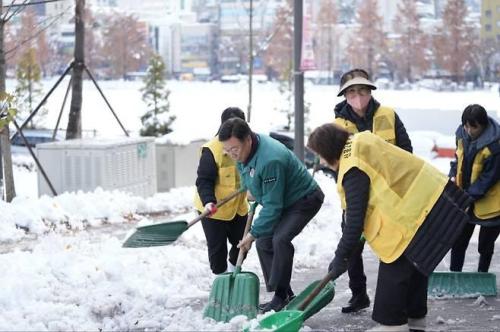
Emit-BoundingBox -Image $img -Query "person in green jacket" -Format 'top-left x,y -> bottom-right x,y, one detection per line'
218,118 -> 324,313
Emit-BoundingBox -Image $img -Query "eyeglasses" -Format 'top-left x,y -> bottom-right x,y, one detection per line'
345,86 -> 371,97
223,145 -> 242,155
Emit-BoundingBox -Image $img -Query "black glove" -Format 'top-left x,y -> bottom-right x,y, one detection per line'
328,256 -> 349,280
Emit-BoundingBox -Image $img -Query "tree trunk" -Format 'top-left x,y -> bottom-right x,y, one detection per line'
0,1 -> 17,202
66,0 -> 85,139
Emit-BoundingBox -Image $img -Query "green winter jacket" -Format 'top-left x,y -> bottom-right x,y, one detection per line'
237,134 -> 318,238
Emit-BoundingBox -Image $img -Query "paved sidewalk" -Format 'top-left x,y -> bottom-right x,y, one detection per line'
275,241 -> 500,331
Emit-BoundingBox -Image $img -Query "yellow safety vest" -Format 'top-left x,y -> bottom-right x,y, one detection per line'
456,140 -> 500,219
334,106 -> 397,144
337,132 -> 448,263
194,138 -> 248,220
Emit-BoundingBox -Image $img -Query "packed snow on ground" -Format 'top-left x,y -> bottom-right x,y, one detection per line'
1,79 -> 497,330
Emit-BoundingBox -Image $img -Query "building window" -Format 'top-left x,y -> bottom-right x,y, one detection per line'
485,24 -> 492,31
497,5 -> 500,13
485,9 -> 491,17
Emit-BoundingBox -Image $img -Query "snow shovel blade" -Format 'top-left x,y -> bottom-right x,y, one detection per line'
204,269 -> 260,322
245,271 -> 336,332
285,279 -> 335,321
243,310 -> 304,332
428,272 -> 497,298
122,221 -> 188,248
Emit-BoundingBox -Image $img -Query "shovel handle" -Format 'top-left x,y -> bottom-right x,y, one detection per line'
235,202 -> 258,267
187,188 -> 246,228
297,271 -> 336,311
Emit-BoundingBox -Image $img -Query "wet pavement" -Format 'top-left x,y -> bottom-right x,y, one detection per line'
282,241 -> 500,331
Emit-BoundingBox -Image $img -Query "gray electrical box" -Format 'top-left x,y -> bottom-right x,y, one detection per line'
36,137 -> 157,197
155,139 -> 205,192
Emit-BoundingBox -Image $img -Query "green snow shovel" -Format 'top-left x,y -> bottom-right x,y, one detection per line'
122,188 -> 245,248
204,202 -> 260,322
244,271 -> 336,332
428,271 -> 497,298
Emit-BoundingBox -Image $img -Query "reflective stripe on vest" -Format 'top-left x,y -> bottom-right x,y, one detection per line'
337,132 -> 448,263
334,106 -> 397,144
456,140 -> 500,219
193,138 -> 248,220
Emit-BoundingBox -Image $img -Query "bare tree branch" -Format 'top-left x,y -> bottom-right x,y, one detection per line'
4,0 -> 29,22
5,5 -> 73,59
1,0 -> 17,21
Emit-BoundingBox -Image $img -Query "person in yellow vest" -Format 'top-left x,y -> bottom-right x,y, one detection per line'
307,123 -> 471,332
194,107 -> 249,274
449,104 -> 500,272
333,68 -> 413,314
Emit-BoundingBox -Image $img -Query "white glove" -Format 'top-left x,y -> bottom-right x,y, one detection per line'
204,202 -> 217,216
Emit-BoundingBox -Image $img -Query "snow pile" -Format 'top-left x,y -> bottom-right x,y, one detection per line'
0,186 -> 195,243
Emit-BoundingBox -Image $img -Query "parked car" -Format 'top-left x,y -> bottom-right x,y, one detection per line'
10,129 -> 61,148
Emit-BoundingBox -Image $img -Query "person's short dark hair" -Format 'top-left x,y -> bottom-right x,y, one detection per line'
217,107 -> 246,135
221,107 -> 245,124
462,104 -> 488,128
307,124 -> 350,165
219,118 -> 251,142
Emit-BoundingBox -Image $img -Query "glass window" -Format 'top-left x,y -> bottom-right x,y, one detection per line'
485,24 -> 492,31
485,9 -> 491,17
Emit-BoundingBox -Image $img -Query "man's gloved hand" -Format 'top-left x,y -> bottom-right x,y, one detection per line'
204,202 -> 217,216
328,256 -> 349,280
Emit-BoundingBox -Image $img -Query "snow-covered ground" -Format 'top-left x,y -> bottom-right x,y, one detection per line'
1,80 -> 498,330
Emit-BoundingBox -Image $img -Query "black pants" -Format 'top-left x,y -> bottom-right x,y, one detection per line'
372,255 -> 428,325
347,240 -> 367,294
341,212 -> 367,295
256,187 -> 324,292
450,222 -> 500,272
201,213 -> 247,274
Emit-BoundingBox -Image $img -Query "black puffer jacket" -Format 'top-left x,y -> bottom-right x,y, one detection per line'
334,98 -> 413,153
449,117 -> 500,201
331,171 -> 472,277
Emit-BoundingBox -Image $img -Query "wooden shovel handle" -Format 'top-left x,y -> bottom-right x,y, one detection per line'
297,271 -> 336,311
187,188 -> 246,228
235,201 -> 258,267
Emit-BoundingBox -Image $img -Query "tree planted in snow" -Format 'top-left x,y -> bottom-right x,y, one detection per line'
140,54 -> 175,137
345,0 -> 387,76
390,0 -> 429,83
315,0 -> 338,84
14,48 -> 46,129
102,12 -> 152,79
432,0 -> 477,83
264,0 -> 293,80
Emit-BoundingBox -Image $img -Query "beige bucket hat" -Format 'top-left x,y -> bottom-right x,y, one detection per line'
337,76 -> 377,97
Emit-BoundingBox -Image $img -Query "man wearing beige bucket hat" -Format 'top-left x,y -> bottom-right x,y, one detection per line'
333,68 -> 413,314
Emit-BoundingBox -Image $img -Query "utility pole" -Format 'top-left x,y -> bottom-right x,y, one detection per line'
293,0 -> 304,161
66,0 -> 85,139
247,0 -> 253,122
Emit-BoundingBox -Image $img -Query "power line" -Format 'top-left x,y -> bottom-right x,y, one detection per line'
2,0 -> 67,9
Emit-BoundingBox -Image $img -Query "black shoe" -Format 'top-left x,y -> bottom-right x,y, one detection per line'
259,289 -> 295,311
341,292 -> 370,313
260,295 -> 287,313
